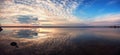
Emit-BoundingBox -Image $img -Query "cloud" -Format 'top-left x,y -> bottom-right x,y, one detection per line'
107,0 -> 118,5
0,0 -> 83,26
1,0 -> 119,26
94,14 -> 120,22
16,15 -> 38,24
89,14 -> 120,26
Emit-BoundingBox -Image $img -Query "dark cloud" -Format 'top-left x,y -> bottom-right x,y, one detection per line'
17,15 -> 38,24
0,0 -> 4,2
0,0 -> 4,9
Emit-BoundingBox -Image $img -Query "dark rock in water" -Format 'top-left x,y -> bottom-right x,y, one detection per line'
10,42 -> 19,48
0,27 -> 3,32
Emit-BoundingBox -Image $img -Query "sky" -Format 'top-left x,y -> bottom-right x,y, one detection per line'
0,0 -> 120,26
74,0 -> 120,19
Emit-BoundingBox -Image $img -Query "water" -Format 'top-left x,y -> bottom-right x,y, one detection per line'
0,28 -> 120,55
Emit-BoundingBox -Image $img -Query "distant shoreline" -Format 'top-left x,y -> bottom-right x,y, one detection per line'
0,26 -> 120,28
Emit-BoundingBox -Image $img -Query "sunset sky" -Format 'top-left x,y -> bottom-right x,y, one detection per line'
0,0 -> 120,26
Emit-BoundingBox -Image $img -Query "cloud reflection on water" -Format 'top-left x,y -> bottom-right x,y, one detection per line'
0,28 -> 120,55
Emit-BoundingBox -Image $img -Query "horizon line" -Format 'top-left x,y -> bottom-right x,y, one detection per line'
0,26 -> 120,28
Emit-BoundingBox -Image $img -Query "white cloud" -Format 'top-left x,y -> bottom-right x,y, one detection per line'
0,0 -> 83,26
94,14 -> 120,22
89,14 -> 120,26
2,0 -> 119,26
107,0 -> 117,5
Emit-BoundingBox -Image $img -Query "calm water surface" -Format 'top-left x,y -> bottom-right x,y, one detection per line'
0,28 -> 120,55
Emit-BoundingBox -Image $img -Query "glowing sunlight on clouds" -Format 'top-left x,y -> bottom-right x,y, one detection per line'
0,0 -> 83,26
0,0 -> 120,26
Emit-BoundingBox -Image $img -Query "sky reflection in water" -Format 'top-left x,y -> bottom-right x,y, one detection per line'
0,28 -> 120,55
1,28 -> 120,40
